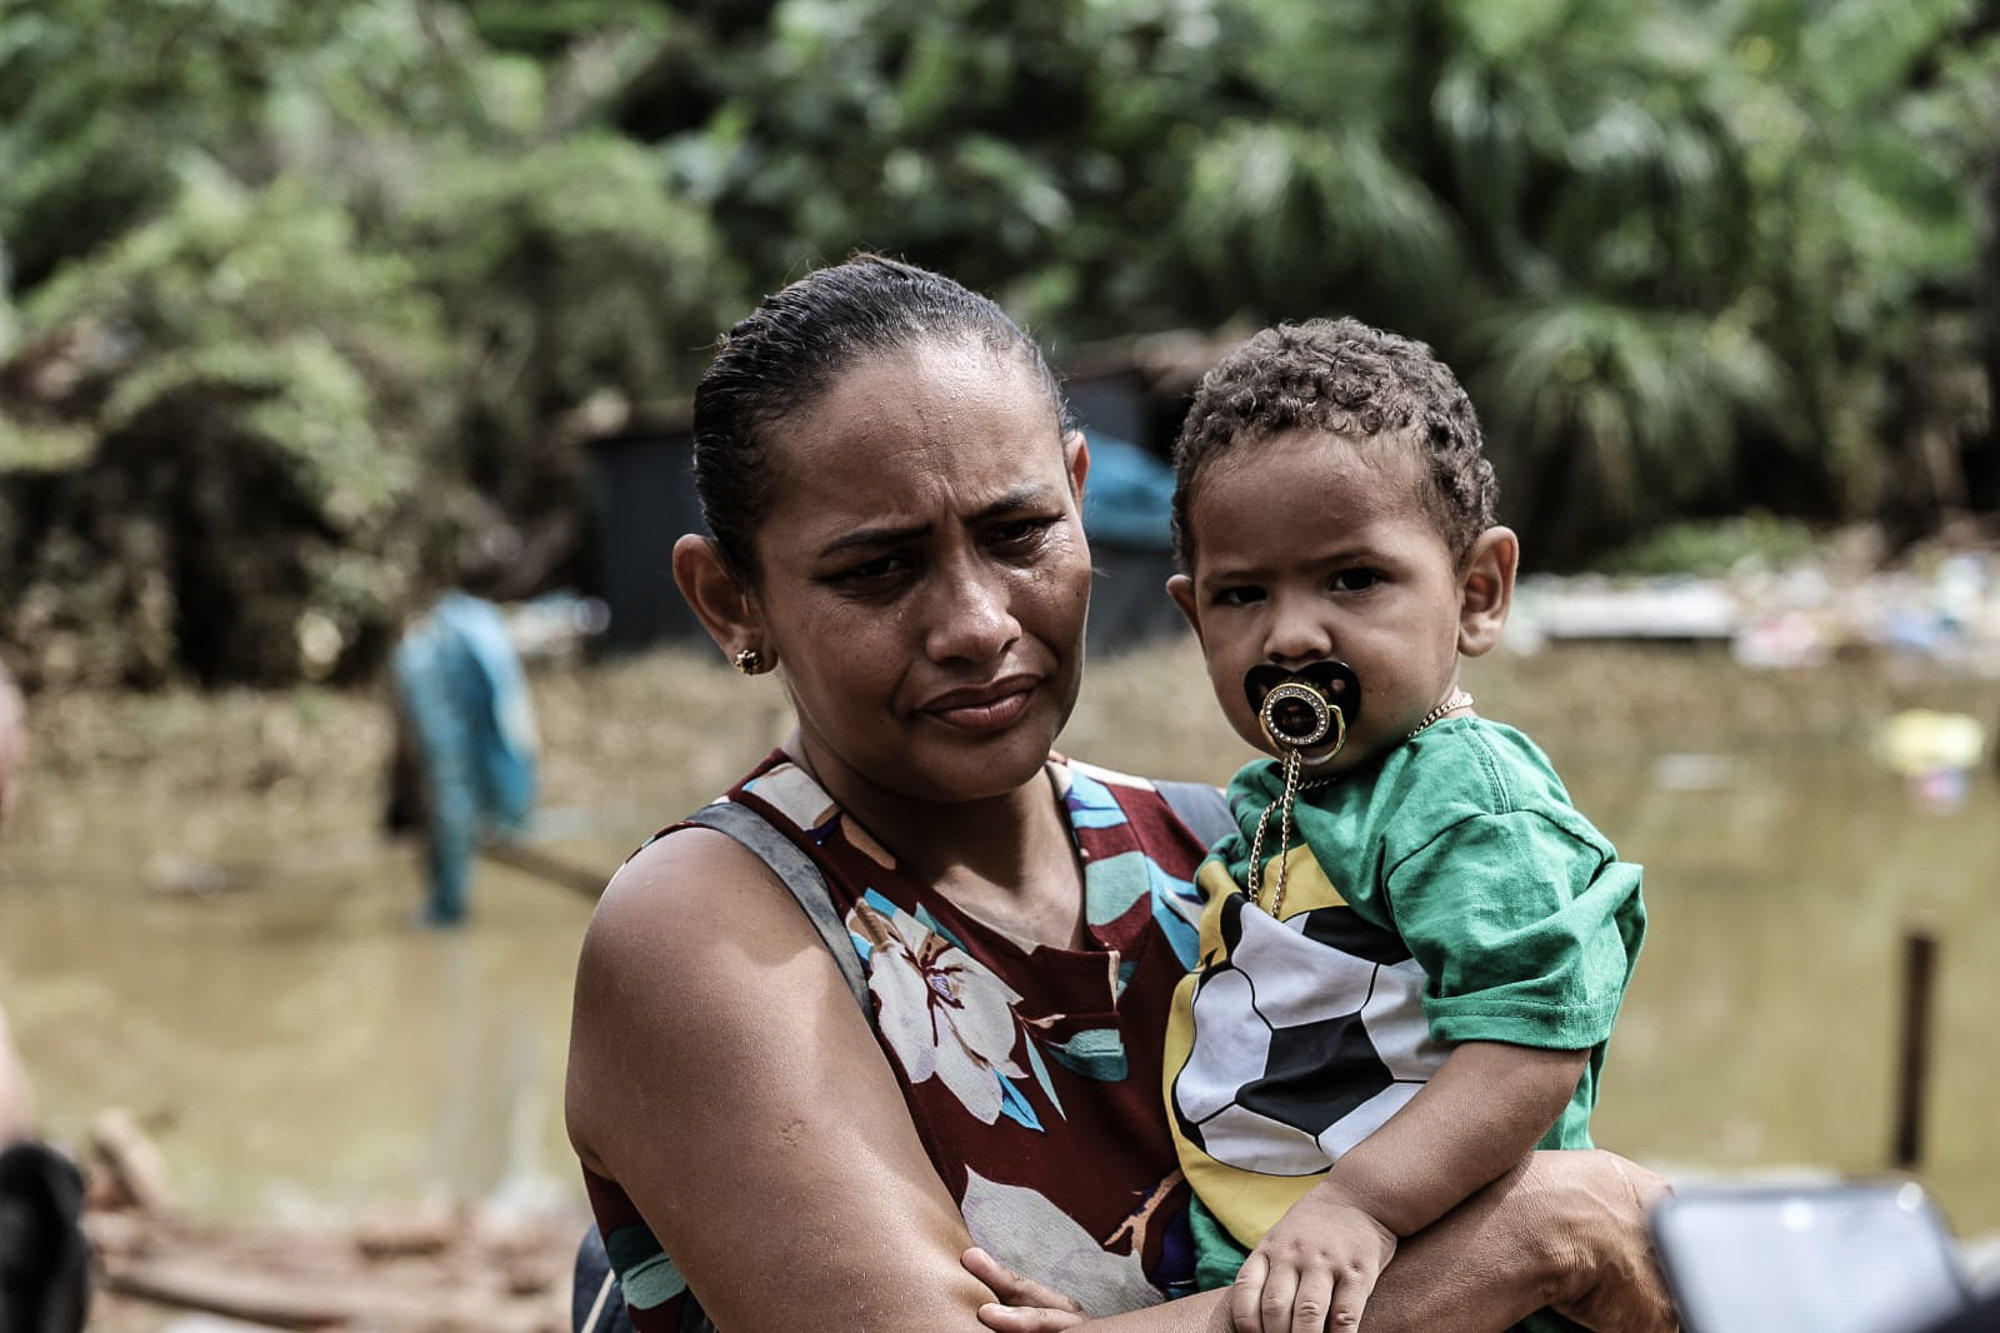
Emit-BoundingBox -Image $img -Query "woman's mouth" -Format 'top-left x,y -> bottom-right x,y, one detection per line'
921,676 -> 1038,734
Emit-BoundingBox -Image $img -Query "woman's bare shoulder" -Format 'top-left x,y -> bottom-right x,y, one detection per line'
585,821 -> 795,943
566,823 -> 835,1162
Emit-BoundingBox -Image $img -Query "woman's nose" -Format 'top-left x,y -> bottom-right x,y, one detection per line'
924,563 -> 1022,664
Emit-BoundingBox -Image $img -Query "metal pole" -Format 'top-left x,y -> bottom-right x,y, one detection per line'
1891,922 -> 1939,1172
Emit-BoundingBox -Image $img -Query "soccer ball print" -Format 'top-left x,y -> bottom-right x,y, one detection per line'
1170,893 -> 1449,1175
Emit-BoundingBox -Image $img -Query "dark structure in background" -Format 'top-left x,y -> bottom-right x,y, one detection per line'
1065,350 -> 1184,659
588,427 -> 710,656
587,333 -> 1237,658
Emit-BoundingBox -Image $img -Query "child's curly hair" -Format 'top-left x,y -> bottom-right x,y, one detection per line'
1171,318 -> 1497,570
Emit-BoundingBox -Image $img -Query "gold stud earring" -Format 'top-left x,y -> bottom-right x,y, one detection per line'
732,647 -> 764,675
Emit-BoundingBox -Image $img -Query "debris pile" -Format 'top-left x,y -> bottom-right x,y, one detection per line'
1511,531 -> 2000,678
77,1109 -> 579,1333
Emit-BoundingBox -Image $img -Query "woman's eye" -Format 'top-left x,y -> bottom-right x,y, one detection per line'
1331,569 -> 1383,593
987,517 -> 1056,553
835,555 -> 910,587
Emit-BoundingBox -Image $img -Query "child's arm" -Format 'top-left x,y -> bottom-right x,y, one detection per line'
1234,1040 -> 1588,1333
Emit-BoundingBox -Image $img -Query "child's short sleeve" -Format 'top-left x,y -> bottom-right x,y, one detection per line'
1385,808 -> 1643,1049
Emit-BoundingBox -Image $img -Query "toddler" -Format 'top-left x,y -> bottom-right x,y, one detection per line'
1157,319 -> 1646,1333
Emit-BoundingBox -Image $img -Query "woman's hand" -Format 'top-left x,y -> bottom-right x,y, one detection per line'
964,1247 -> 1088,1332
1319,1149 -> 1676,1333
1542,1151 -> 1680,1333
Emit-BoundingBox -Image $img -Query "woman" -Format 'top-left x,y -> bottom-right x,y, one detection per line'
564,256 -> 1675,1333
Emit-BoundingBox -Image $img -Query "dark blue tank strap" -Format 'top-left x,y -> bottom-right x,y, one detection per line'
683,800 -> 873,1020
1153,778 -> 1234,849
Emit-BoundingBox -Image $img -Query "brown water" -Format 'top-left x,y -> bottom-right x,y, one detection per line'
1580,737 -> 2000,1229
2,647 -> 1996,1236
0,816 -> 612,1223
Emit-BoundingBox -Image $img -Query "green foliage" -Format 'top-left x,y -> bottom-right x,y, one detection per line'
397,134 -> 735,507
0,0 -> 1994,683
0,0 -> 353,286
1472,298 -> 1791,554
30,173 -> 448,525
2,176 -> 452,687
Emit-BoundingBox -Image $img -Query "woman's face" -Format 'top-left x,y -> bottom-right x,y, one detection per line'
747,338 -> 1092,806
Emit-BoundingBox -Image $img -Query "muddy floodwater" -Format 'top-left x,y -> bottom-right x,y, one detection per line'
0,815 -> 605,1222
2,644 -> 1996,1235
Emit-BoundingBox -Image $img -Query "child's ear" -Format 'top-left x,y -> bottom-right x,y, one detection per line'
1457,526 -> 1518,658
1166,573 -> 1205,646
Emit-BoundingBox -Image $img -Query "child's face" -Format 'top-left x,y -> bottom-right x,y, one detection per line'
1168,428 -> 1511,773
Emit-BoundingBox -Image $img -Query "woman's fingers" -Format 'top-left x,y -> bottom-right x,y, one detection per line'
1230,1251 -> 1269,1333
963,1248 -> 1088,1332
1586,1155 -> 1680,1333
962,1247 -> 1085,1314
976,1302 -> 1089,1332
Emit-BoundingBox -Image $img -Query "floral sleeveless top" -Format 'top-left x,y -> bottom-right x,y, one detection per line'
581,751 -> 1212,1328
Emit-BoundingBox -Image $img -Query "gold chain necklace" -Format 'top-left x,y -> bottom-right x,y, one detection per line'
1245,689 -> 1473,919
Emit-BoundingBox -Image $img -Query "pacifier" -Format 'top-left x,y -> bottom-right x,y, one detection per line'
1238,659 -> 1361,918
1244,660 -> 1361,759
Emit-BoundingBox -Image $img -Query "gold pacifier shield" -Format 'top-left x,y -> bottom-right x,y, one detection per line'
1259,680 -> 1344,752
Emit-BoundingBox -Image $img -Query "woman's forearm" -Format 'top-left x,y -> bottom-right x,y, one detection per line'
1059,1151 -> 1670,1333
1350,1156 -> 1563,1332
1371,1149 -> 1676,1333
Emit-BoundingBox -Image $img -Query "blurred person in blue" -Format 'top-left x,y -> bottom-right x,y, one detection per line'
388,591 -> 539,926
0,661 -> 23,831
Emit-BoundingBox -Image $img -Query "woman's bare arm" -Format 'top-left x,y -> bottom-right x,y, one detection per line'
566,827 -> 997,1332
567,831 -> 1675,1333
975,1152 -> 1677,1333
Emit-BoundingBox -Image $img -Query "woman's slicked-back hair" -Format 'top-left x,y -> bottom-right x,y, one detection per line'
690,253 -> 1068,580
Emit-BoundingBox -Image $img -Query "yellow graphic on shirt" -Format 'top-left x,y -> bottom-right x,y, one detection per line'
1165,847 -> 1447,1250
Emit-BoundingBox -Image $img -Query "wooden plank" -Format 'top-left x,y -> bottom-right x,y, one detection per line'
105,1260 -> 357,1329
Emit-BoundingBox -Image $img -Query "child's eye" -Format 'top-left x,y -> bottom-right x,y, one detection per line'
1330,569 -> 1383,593
1215,585 -> 1265,608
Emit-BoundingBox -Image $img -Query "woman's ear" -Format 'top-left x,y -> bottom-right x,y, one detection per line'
1064,428 -> 1092,503
1457,526 -> 1518,658
672,534 -> 765,667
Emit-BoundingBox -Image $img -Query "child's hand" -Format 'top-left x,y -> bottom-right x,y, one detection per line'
964,1246 -> 1089,1331
1231,1190 -> 1398,1333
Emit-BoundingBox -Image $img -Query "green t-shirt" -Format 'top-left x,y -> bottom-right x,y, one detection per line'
1219,715 -> 1645,1147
